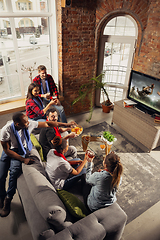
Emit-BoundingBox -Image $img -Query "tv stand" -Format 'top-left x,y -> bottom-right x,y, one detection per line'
112,100 -> 160,151
135,104 -> 153,115
135,107 -> 146,114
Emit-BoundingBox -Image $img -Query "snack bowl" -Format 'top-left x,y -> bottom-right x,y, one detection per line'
71,125 -> 83,136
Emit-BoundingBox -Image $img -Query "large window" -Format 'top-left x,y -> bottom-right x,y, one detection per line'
97,16 -> 138,105
0,0 -> 58,103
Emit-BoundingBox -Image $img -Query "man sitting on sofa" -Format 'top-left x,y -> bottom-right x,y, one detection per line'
33,65 -> 67,123
0,112 -> 76,218
39,107 -> 78,161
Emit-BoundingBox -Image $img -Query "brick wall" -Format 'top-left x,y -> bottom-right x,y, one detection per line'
58,0 -> 96,115
133,1 -> 160,77
57,0 -> 160,116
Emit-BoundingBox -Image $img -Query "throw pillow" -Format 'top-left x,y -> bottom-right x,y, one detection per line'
57,189 -> 89,219
30,134 -> 45,162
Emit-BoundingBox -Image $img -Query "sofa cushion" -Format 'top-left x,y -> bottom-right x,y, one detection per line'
22,164 -> 72,231
57,189 -> 89,219
30,133 -> 45,162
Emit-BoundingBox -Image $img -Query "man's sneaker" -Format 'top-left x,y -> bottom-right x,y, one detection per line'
0,196 -> 12,217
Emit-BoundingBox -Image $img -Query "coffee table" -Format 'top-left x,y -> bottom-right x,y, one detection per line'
81,134 -> 113,155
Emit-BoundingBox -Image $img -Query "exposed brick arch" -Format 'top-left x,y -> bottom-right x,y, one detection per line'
95,0 -> 150,30
94,0 -> 150,74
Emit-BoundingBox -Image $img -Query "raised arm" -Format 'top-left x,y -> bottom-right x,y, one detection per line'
70,154 -> 88,175
37,120 -> 77,129
42,99 -> 57,115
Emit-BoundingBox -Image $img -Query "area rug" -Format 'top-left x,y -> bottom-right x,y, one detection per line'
70,121 -> 160,224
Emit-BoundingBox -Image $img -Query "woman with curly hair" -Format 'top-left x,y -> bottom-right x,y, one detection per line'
46,136 -> 87,190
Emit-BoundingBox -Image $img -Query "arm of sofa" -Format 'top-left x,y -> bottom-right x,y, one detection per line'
22,162 -> 73,231
93,203 -> 127,240
39,202 -> 127,240
17,173 -> 52,240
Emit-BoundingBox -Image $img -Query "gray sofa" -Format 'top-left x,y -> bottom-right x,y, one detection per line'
17,148 -> 127,240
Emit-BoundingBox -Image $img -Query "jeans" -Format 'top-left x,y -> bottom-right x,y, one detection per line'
35,118 -> 46,122
43,98 -> 67,123
63,167 -> 86,190
0,149 -> 24,199
31,116 -> 46,122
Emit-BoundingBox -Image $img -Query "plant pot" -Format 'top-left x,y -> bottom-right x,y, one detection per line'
101,101 -> 113,113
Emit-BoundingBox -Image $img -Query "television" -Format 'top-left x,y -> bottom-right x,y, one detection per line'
127,70 -> 160,116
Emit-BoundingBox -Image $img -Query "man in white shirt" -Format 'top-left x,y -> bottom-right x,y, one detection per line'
0,112 -> 75,217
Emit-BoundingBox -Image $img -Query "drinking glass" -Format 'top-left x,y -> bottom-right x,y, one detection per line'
100,144 -> 105,150
86,149 -> 95,162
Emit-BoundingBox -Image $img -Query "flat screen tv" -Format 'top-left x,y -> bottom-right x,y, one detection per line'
127,70 -> 160,115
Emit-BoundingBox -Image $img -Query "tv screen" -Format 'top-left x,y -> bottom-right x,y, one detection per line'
127,70 -> 160,115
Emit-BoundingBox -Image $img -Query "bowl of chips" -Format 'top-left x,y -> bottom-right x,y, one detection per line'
71,125 -> 83,136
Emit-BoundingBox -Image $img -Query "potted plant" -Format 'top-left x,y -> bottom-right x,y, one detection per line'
102,131 -> 116,143
101,131 -> 117,155
72,72 -> 112,122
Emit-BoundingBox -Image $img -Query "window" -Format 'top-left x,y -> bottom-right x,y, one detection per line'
17,2 -> 27,11
97,15 -> 138,105
0,0 -> 5,11
19,19 -> 24,26
17,2 -> 20,10
103,16 -> 136,36
0,0 -> 58,103
40,2 -> 46,12
28,2 -> 31,10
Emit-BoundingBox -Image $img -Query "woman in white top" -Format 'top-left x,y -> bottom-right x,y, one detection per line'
46,136 -> 87,190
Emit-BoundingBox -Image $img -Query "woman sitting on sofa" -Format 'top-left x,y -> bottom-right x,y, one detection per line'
26,82 -> 55,121
85,152 -> 123,212
46,136 -> 87,190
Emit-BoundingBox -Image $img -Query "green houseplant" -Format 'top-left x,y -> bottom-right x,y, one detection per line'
72,72 -> 112,122
101,130 -> 116,155
102,131 -> 115,143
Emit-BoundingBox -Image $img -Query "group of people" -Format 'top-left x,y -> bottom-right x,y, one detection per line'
0,65 -> 123,218
26,65 -> 67,123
